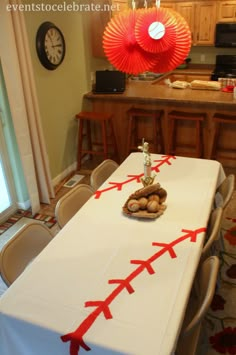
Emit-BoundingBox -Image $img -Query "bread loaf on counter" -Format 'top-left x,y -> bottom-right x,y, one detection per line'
172,81 -> 189,89
190,80 -> 221,91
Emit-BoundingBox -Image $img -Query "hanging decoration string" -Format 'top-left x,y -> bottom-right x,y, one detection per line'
132,0 -> 136,10
156,0 -> 160,8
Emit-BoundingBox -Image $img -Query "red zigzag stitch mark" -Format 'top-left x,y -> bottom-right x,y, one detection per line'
94,155 -> 176,199
61,226 -> 206,354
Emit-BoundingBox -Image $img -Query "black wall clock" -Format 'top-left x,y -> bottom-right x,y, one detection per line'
36,21 -> 66,70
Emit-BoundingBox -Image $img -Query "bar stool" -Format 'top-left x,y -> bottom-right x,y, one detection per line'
76,111 -> 119,170
167,110 -> 205,157
211,113 -> 236,161
126,107 -> 164,156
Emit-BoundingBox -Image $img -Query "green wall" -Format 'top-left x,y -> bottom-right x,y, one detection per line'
23,0 -> 92,180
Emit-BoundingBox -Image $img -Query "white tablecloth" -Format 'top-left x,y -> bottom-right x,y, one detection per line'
0,154 -> 225,355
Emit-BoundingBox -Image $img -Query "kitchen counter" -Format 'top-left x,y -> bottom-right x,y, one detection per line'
85,69 -> 236,109
83,69 -> 236,163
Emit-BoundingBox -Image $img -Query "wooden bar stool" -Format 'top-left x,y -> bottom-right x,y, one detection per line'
211,113 -> 236,161
126,107 -> 164,156
167,110 -> 205,157
76,111 -> 119,170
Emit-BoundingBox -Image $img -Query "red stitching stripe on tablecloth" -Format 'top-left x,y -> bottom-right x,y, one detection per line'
61,226 -> 206,354
94,155 -> 176,199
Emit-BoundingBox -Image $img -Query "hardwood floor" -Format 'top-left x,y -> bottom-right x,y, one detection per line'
38,157 -> 102,216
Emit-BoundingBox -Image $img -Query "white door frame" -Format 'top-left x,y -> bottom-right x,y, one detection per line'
0,108 -> 17,224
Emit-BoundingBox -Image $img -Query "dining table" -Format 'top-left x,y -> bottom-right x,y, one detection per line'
0,153 -> 225,355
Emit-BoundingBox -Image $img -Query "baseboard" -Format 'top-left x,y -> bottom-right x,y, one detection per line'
52,155 -> 91,187
14,159 -> 86,211
52,161 -> 77,187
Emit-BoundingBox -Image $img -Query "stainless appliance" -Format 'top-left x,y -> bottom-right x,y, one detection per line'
211,55 -> 236,81
215,22 -> 236,47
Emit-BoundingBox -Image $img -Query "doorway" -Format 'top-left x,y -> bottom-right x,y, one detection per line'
0,109 -> 17,223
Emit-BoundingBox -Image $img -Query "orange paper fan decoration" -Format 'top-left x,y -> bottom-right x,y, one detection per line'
103,9 -> 159,75
135,7 -> 178,53
149,9 -> 192,73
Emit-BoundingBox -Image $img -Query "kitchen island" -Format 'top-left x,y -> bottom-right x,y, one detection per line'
84,69 -> 236,164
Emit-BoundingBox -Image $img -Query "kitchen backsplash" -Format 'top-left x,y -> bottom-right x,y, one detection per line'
91,47 -> 236,73
190,46 -> 236,64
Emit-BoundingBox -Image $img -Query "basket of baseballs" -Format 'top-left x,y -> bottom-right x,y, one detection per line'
122,183 -> 167,219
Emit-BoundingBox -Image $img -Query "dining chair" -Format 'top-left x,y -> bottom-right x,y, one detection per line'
175,255 -> 220,355
215,174 -> 235,250
90,159 -> 119,190
0,222 -> 54,286
201,207 -> 223,261
55,183 -> 94,229
215,174 -> 235,211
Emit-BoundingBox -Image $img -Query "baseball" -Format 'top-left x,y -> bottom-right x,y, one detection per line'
127,199 -> 140,212
148,21 -> 166,40
138,197 -> 148,210
148,194 -> 160,203
147,200 -> 159,213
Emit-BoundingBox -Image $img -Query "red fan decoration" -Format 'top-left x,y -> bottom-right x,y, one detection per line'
149,9 -> 191,73
103,9 -> 159,75
135,7 -> 178,53
103,7 -> 191,75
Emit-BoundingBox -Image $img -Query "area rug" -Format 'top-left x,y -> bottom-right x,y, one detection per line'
0,209 -> 57,235
203,191 -> 236,355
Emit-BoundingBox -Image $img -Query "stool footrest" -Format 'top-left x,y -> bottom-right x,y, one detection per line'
76,111 -> 112,121
168,111 -> 205,121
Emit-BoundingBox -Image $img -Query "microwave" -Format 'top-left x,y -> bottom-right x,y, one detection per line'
215,22 -> 236,47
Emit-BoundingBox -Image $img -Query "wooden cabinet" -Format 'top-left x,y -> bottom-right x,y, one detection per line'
157,1 -> 216,46
90,0 -> 218,57
175,2 -> 195,42
112,0 -> 129,15
159,2 -> 176,10
157,72 -> 210,85
176,1 -> 216,46
90,0 -> 129,57
90,0 -> 110,57
217,1 -> 236,22
194,2 -> 217,45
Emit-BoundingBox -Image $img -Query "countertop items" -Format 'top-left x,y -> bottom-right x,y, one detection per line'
130,72 -> 163,81
190,80 -> 221,90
